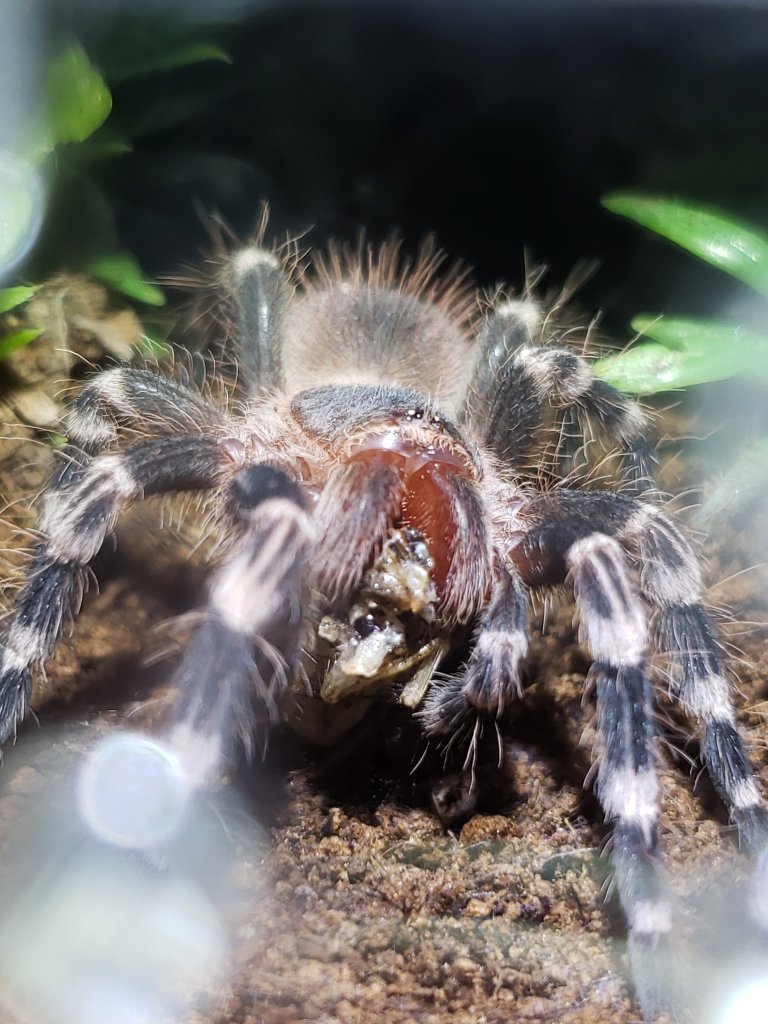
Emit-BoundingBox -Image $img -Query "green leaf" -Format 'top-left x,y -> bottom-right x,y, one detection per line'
88,253 -> 165,306
0,286 -> 38,314
631,315 -> 768,361
603,194 -> 768,297
594,317 -> 768,394
595,342 -> 693,394
0,328 -> 43,361
45,43 -> 112,147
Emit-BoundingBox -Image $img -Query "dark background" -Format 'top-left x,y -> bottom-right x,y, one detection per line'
40,0 -> 768,334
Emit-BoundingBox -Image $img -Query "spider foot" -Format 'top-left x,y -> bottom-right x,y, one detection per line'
0,644 -> 31,746
430,767 -> 479,826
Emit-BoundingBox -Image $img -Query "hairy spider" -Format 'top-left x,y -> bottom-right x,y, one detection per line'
0,233 -> 766,1018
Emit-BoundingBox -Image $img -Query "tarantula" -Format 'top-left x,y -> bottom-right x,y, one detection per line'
0,233 -> 766,1017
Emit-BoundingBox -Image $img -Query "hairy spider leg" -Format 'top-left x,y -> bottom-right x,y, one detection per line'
55,367 -> 227,491
516,512 -> 673,1016
526,489 -> 768,851
567,533 -> 671,1013
166,465 -> 313,784
420,558 -> 528,733
227,245 -> 287,397
517,487 -> 768,1016
454,558 -> 528,716
617,501 -> 768,851
0,369 -> 233,745
462,300 -> 656,490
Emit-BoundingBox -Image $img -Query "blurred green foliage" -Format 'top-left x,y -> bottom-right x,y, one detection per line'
597,317 -> 768,394
1,28 -> 229,359
0,286 -> 39,315
596,196 -> 768,394
598,194 -> 768,521
602,195 -> 768,297
43,44 -> 113,151
88,253 -> 165,307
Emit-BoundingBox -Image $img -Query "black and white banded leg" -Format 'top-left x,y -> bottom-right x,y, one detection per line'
421,558 -> 528,821
524,489 -> 768,852
54,366 -> 226,491
618,503 -> 768,852
0,432 -> 240,745
463,300 -> 654,489
166,465 -> 313,786
514,514 -> 674,1016
565,533 -> 671,967
423,558 -> 528,734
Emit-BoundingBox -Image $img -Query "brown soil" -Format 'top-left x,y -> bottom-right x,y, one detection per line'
0,342 -> 766,1024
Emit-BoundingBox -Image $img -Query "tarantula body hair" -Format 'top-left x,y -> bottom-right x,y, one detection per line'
0,232 -> 766,1020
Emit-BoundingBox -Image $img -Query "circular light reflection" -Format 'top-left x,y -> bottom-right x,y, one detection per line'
77,732 -> 192,849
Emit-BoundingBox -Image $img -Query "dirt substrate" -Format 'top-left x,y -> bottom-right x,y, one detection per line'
0,350 -> 767,1024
